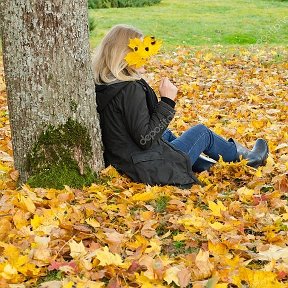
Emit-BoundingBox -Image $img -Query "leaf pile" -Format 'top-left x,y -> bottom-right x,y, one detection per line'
0,46 -> 287,287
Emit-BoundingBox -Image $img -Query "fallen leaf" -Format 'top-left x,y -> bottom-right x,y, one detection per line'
69,240 -> 87,259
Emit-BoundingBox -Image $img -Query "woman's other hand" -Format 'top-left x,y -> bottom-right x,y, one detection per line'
159,77 -> 178,101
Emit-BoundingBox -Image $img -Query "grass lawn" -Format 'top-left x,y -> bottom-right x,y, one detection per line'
89,0 -> 288,50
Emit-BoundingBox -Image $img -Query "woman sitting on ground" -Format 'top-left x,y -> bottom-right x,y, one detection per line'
92,24 -> 268,189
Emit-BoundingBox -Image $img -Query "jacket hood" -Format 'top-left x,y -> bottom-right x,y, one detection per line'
96,81 -> 133,112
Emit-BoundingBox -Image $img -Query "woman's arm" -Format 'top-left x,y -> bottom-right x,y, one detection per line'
121,82 -> 176,150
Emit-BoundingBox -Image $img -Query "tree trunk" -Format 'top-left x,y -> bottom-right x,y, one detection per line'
0,0 -> 105,187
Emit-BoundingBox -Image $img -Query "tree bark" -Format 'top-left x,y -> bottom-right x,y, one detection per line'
1,0 -> 105,185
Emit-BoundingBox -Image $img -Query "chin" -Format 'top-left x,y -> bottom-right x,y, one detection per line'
138,68 -> 146,74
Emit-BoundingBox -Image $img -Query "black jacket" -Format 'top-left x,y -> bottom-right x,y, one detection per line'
96,78 -> 201,188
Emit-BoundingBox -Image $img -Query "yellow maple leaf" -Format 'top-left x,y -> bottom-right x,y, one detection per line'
33,236 -> 51,262
236,187 -> 255,202
262,155 -> 275,174
145,238 -> 161,255
69,240 -> 87,259
193,249 -> 214,279
18,194 -> 36,213
18,262 -> 39,277
208,200 -> 227,217
178,215 -> 207,229
0,218 -> 11,241
251,119 -> 265,129
203,52 -> 213,61
76,282 -> 105,288
0,263 -> 17,280
164,266 -> 181,286
31,214 -> 44,230
215,284 -> 228,288
208,241 -> 228,255
13,210 -> 29,229
255,167 -> 263,177
0,162 -> 11,173
233,267 -> 285,288
143,36 -> 162,55
94,246 -> 123,266
126,234 -> 149,250
104,204 -> 119,211
85,217 -> 100,228
173,233 -> 187,241
3,244 -> 19,265
136,272 -> 167,288
256,245 -> 288,262
131,191 -> 157,202
100,165 -> 121,178
128,37 -> 143,50
63,281 -> 74,288
125,51 -> 146,68
209,222 -> 233,232
125,36 -> 162,68
0,242 -> 39,278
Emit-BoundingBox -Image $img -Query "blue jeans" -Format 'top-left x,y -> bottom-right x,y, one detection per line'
162,124 -> 237,165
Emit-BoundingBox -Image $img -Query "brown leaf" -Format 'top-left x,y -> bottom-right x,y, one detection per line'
141,220 -> 157,238
107,277 -> 121,288
73,224 -> 93,233
104,228 -> 124,254
178,267 -> 191,288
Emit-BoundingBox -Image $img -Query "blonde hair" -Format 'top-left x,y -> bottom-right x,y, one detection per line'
92,24 -> 144,84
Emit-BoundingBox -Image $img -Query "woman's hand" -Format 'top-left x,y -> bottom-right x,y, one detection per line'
159,77 -> 178,101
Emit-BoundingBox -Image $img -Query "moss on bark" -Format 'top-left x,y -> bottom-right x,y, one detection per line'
26,118 -> 98,189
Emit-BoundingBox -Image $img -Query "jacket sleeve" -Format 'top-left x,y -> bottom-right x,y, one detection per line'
120,82 -> 176,150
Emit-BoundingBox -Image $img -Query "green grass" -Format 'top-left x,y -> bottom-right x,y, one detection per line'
155,195 -> 170,213
35,270 -> 63,286
89,0 -> 288,49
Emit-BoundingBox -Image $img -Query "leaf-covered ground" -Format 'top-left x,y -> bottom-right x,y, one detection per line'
0,47 -> 287,287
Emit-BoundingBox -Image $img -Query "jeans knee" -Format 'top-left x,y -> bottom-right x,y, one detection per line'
193,124 -> 214,150
194,124 -> 209,134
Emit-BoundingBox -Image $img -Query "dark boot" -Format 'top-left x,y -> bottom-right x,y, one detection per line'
229,138 -> 269,168
192,154 -> 217,172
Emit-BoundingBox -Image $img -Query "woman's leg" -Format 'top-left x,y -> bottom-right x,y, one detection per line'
170,124 -> 237,165
162,127 -> 217,171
